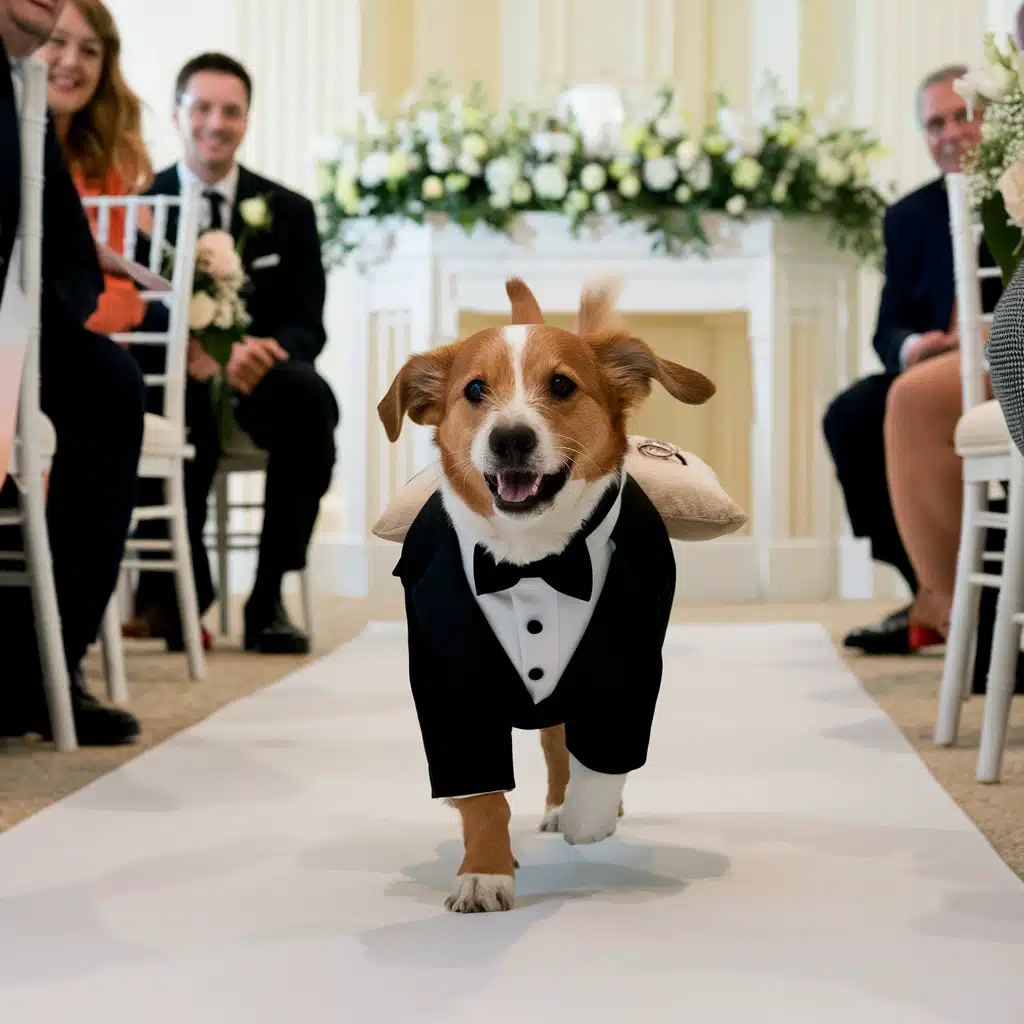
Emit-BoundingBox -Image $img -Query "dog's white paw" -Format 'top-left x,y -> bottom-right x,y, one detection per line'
560,811 -> 618,846
445,873 -> 516,913
538,805 -> 562,832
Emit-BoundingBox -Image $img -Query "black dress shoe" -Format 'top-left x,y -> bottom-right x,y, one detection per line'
843,605 -> 912,655
4,671 -> 140,746
244,601 -> 310,655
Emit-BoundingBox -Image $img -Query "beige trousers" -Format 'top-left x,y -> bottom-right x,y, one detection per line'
884,349 -> 991,633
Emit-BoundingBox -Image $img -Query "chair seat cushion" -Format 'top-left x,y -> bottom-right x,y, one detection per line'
143,413 -> 188,457
954,399 -> 1011,457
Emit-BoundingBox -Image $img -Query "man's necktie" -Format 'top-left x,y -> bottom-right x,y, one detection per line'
204,190 -> 225,231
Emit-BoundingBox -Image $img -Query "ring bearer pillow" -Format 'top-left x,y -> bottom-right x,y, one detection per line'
372,435 -> 748,543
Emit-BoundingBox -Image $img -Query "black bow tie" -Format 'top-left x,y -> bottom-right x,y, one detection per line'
471,479 -> 622,602
474,539 -> 594,601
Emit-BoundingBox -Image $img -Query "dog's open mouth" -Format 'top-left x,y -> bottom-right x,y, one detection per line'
485,466 -> 570,514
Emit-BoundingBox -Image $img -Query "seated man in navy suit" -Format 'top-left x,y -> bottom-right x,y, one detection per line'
823,63 -> 999,655
127,52 -> 338,655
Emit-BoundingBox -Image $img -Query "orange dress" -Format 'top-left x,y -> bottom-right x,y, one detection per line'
74,166 -> 146,336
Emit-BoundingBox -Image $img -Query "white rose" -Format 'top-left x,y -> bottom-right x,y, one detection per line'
593,191 -> 613,215
726,195 -> 747,216
771,181 -> 789,204
580,163 -> 608,193
618,173 -> 641,199
674,183 -> 692,204
427,141 -> 454,173
457,152 -> 482,177
816,154 -> 848,187
655,113 -> 684,139
239,196 -> 270,229
564,189 -> 589,214
511,180 -> 533,204
214,297 -> 234,330
731,156 -> 763,191
485,156 -> 520,196
642,156 -> 679,192
197,230 -> 242,282
675,139 -> 700,170
550,132 -> 576,155
532,131 -> 556,158
462,132 -> 489,160
416,109 -> 441,138
359,151 -> 389,188
688,157 -> 712,192
422,175 -> 445,200
999,160 -> 1024,226
189,291 -> 217,331
532,162 -> 569,201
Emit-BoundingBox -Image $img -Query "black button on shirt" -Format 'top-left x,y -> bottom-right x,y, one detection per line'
527,620 -> 543,634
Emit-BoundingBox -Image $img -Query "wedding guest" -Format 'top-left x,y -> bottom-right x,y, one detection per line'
129,52 -> 338,655
37,0 -> 152,335
0,0 -> 141,744
823,64 -> 1000,654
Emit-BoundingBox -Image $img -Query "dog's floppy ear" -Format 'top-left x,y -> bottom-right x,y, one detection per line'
506,277 -> 544,324
377,345 -> 457,442
590,333 -> 715,407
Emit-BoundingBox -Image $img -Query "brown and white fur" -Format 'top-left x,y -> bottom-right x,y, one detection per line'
378,277 -> 714,912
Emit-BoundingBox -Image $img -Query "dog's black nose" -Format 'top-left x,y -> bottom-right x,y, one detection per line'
489,425 -> 538,460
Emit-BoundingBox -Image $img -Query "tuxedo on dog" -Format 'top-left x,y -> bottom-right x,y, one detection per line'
378,278 -> 715,913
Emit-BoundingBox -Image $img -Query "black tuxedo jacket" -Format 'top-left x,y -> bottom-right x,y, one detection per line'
873,176 -> 1002,374
146,164 -> 327,363
0,39 -> 103,331
393,476 -> 677,800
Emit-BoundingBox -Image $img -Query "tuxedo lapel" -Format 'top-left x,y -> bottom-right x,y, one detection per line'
410,524 -> 526,699
229,165 -> 257,241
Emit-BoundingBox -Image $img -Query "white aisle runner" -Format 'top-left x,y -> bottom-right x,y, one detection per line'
0,623 -> 1021,1023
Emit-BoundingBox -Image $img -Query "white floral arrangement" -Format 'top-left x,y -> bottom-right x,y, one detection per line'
957,33 -> 1024,282
183,194 -> 271,441
316,78 -> 889,269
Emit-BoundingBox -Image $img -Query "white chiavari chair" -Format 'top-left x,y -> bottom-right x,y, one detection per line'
935,172 -> 1021,782
0,58 -> 76,750
82,182 -> 207,689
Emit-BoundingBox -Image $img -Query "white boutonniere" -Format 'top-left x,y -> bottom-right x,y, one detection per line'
239,194 -> 272,230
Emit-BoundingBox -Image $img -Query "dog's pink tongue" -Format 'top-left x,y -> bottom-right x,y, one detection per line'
498,472 -> 540,503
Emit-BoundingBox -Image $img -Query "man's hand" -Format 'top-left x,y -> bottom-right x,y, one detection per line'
187,339 -> 219,382
905,330 -> 958,367
226,337 -> 288,395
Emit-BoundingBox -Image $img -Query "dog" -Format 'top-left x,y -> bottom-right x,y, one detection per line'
378,277 -> 715,913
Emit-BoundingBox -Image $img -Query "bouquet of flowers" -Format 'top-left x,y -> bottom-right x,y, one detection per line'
188,229 -> 252,444
315,77 -> 890,269
958,32 -> 1024,283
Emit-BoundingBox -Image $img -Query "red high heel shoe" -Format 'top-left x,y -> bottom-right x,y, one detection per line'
908,624 -> 945,651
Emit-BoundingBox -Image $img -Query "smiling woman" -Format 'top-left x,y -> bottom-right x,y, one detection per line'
34,0 -> 153,335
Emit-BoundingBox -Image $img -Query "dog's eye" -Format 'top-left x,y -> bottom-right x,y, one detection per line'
549,374 -> 577,399
464,379 -> 487,404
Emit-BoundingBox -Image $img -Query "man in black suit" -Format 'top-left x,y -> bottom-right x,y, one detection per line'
131,52 -> 338,655
823,64 -> 999,655
0,0 -> 142,743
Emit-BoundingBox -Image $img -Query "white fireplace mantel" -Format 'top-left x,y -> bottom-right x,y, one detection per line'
323,211 -> 867,603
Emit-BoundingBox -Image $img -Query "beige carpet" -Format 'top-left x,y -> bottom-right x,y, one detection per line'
0,597 -> 1020,878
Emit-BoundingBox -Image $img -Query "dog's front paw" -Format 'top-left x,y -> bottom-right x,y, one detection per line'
561,814 -> 618,846
445,873 -> 516,913
538,805 -> 562,833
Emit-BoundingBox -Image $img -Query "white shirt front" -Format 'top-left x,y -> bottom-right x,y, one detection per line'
176,161 -> 239,231
9,59 -> 22,113
454,475 -> 625,704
